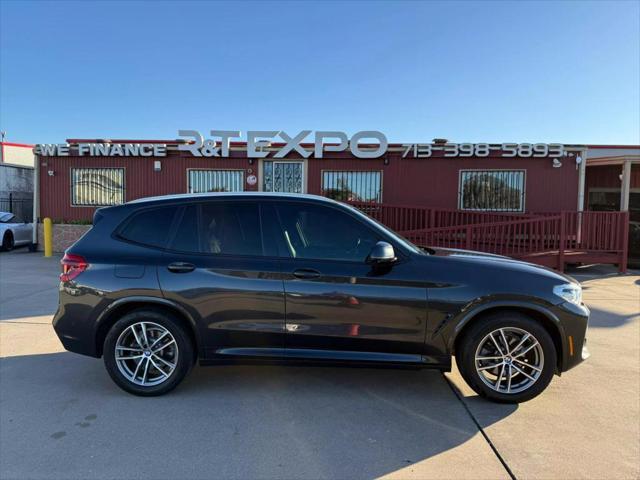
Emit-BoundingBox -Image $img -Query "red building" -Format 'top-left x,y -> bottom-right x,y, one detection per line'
585,146 -> 640,265
33,137 -> 636,270
36,138 -> 587,222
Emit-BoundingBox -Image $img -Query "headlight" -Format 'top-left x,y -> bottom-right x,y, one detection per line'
553,283 -> 582,305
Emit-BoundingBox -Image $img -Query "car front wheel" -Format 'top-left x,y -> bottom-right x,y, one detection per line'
456,312 -> 557,403
103,309 -> 194,396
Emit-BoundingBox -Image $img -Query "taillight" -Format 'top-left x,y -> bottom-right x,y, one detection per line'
60,253 -> 88,282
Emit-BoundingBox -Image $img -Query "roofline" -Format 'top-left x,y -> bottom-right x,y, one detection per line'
126,191 -> 342,205
0,142 -> 34,148
587,145 -> 640,149
586,155 -> 640,166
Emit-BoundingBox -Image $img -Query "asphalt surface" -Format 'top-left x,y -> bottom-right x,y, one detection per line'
0,249 -> 638,480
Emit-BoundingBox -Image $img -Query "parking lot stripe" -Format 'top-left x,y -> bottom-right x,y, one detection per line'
444,374 -> 517,480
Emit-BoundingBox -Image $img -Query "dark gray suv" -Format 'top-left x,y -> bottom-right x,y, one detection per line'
53,193 -> 590,402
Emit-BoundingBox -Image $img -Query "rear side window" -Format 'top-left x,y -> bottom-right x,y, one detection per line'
200,202 -> 262,256
118,206 -> 178,249
169,205 -> 200,253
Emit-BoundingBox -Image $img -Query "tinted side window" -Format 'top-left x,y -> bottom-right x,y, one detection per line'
118,206 -> 178,249
201,203 -> 262,256
169,205 -> 200,253
275,203 -> 379,262
260,204 -> 282,257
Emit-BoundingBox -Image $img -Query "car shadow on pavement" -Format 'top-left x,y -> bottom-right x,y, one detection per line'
584,306 -> 640,328
1,351 -> 517,480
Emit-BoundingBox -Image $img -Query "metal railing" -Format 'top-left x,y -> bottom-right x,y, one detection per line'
0,194 -> 33,222
347,201 -> 630,272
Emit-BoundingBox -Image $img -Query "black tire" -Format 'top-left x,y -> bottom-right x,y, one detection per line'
1,232 -> 14,251
456,311 -> 557,403
103,308 -> 194,396
28,243 -> 38,252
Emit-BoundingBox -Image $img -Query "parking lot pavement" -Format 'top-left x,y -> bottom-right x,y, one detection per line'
446,266 -> 640,480
0,250 -> 638,479
0,248 -> 61,322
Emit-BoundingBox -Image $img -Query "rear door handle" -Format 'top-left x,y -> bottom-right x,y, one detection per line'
167,262 -> 195,273
292,268 -> 321,280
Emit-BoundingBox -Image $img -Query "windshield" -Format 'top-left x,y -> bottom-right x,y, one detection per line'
343,203 -> 426,255
0,212 -> 14,223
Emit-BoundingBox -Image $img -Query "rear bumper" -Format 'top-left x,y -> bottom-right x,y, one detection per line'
52,292 -> 101,358
54,329 -> 98,357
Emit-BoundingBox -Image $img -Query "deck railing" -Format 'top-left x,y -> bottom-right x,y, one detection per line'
348,201 -> 531,232
347,201 -> 629,272
399,215 -> 563,257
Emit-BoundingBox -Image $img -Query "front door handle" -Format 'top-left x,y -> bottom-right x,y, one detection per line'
167,262 -> 195,273
292,268 -> 321,280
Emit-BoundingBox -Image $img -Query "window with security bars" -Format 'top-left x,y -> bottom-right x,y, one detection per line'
459,170 -> 525,212
321,171 -> 382,202
71,168 -> 125,206
188,169 -> 244,193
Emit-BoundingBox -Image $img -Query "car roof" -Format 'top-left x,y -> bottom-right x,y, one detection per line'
0,212 -> 14,222
127,192 -> 343,206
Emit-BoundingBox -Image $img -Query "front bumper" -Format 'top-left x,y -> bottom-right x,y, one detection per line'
553,301 -> 590,372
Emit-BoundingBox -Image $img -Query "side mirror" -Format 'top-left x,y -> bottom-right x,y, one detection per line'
367,241 -> 397,265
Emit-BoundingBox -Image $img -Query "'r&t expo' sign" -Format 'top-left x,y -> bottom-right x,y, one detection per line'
34,129 -> 566,159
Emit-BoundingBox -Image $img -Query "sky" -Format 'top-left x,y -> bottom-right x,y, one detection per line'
1,0 -> 639,145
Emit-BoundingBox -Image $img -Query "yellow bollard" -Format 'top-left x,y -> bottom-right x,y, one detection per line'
43,217 -> 53,257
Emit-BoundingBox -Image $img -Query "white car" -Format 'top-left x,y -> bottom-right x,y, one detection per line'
0,212 -> 34,251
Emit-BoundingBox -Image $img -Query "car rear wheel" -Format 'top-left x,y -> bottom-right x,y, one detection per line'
1,232 -> 14,251
456,312 -> 557,403
103,309 -> 194,396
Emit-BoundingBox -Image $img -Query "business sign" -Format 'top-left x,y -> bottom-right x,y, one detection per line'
402,143 -> 566,158
36,143 -> 168,157
34,129 -> 387,159
34,130 -> 566,159
177,130 -> 387,159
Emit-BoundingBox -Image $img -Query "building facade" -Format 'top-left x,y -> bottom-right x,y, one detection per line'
585,146 -> 640,263
0,141 -> 35,167
37,139 -> 587,223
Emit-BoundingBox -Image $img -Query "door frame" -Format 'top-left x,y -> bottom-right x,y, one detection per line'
258,159 -> 308,194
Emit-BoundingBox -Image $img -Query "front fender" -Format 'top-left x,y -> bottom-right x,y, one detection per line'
444,299 -> 568,371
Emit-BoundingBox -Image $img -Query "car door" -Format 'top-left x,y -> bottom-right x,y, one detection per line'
2,214 -> 29,245
12,216 -> 31,244
157,201 -> 286,360
274,201 -> 428,363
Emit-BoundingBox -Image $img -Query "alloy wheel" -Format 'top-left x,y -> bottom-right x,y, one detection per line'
114,321 -> 179,387
474,327 -> 544,394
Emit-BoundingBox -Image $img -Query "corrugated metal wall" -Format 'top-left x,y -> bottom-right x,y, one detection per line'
306,151 -> 580,212
39,152 -> 257,222
39,148 -> 582,222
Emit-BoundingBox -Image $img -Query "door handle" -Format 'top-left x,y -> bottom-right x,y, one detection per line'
167,262 -> 195,273
292,268 -> 321,280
